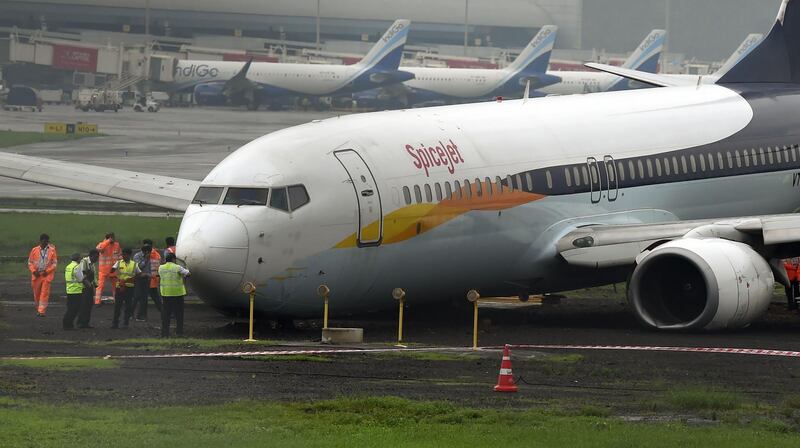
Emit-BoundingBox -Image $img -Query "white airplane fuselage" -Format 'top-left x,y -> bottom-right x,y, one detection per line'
177,84 -> 800,317
174,60 -> 380,96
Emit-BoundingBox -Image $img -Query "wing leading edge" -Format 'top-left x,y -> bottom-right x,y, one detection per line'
557,214 -> 800,269
0,151 -> 200,211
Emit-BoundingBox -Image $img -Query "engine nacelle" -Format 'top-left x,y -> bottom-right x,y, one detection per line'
629,238 -> 774,330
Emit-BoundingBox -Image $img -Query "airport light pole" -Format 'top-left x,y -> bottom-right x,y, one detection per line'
316,0 -> 321,51
463,0 -> 470,56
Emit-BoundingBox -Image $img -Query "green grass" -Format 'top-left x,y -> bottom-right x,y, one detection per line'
0,396 -> 798,447
244,354 -> 332,362
0,357 -> 118,371
375,351 -> 480,362
539,353 -> 584,364
0,212 -> 180,257
90,338 -> 281,351
0,130 -> 102,148
666,388 -> 745,412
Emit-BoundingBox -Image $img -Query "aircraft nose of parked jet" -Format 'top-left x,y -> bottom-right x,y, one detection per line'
176,210 -> 250,296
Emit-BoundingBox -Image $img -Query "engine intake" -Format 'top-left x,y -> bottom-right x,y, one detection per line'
629,238 -> 774,330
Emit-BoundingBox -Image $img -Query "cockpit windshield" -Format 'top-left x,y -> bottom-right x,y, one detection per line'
192,186 -> 224,205
223,188 -> 269,206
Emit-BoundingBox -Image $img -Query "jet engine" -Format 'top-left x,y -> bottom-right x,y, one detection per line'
628,238 -> 774,330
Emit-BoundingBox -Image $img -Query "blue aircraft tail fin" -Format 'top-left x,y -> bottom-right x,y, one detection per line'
718,0 -> 800,83
622,29 -> 666,73
505,25 -> 558,75
356,19 -> 411,72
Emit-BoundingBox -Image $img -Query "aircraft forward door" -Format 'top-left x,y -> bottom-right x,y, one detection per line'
334,149 -> 383,247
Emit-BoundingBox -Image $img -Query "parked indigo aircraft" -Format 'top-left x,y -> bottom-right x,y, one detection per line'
538,29 -> 665,95
395,25 -> 559,105
3,0 -> 800,331
173,19 -> 412,110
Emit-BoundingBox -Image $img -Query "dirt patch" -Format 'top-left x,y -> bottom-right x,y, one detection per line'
2,276 -> 800,416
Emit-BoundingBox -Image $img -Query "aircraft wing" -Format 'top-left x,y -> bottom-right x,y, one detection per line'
0,151 -> 199,211
584,62 -> 698,88
556,214 -> 800,269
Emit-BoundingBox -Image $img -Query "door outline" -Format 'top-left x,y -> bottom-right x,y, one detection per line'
334,149 -> 383,247
587,157 -> 602,204
604,155 -> 619,202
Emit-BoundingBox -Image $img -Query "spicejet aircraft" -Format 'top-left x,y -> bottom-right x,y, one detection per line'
173,19 -> 413,110
394,25 -> 559,105
4,0 -> 800,331
538,29 -> 666,95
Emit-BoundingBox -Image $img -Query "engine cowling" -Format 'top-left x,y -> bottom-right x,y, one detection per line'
629,238 -> 774,330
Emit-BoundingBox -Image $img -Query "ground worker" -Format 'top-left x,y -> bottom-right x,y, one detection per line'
77,249 -> 99,329
110,247 -> 141,329
27,233 -> 58,317
95,232 -> 121,305
62,253 -> 83,330
133,239 -> 162,321
784,257 -> 800,310
158,252 -> 190,337
163,236 -> 176,260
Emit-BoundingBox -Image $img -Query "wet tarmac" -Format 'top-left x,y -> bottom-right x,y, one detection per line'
0,105 -> 339,202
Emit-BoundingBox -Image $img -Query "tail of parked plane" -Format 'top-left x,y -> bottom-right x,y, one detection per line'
604,29 -> 665,92
505,25 -> 558,75
718,0 -> 800,83
356,19 -> 411,71
714,33 -> 763,78
621,29 -> 666,72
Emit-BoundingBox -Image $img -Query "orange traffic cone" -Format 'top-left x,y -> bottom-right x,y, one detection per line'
494,344 -> 518,393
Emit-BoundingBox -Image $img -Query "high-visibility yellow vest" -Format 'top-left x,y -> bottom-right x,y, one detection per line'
64,261 -> 83,294
116,260 -> 136,288
158,262 -> 186,297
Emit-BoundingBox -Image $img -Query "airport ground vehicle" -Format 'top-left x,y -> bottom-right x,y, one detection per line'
133,96 -> 160,112
76,89 -> 122,112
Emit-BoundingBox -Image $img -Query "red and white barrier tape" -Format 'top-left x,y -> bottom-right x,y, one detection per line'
2,344 -> 799,361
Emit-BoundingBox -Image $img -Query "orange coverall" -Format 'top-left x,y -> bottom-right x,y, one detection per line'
28,244 -> 58,315
95,239 -> 121,304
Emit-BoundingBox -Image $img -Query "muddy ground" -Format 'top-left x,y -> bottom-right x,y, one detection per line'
1,274 -> 800,414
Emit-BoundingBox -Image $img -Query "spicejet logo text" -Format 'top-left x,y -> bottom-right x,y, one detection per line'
405,139 -> 464,177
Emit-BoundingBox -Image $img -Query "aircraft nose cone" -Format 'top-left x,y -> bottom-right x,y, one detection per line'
177,210 -> 249,295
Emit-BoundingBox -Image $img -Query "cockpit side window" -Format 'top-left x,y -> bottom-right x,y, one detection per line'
269,187 -> 289,212
222,188 -> 269,206
192,187 -> 224,205
287,185 -> 310,211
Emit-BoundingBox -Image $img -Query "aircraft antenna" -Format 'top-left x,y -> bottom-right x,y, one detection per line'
523,79 -> 531,104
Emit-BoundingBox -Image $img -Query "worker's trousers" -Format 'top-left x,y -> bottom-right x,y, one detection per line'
77,288 -> 94,328
134,279 -> 162,320
31,276 -> 52,314
62,293 -> 82,329
161,296 -> 184,337
94,270 -> 116,305
112,286 -> 135,328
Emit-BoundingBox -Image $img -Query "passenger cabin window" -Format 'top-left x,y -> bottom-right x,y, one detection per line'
663,158 -> 670,176
564,168 -> 572,187
269,187 -> 289,211
768,147 -> 775,164
681,155 -> 688,173
525,173 -> 533,190
464,180 -> 472,198
424,184 -> 433,202
287,185 -> 310,211
690,155 -> 697,173
506,175 -> 514,192
445,181 -> 453,199
402,186 -> 412,205
223,187 -> 269,206
474,178 -> 482,197
545,171 -> 553,189
193,186 -> 224,205
454,181 -> 462,198
495,176 -> 503,194
414,185 -> 422,204
573,167 -> 581,185
628,161 -> 636,180
485,177 -> 493,196
435,183 -> 443,201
